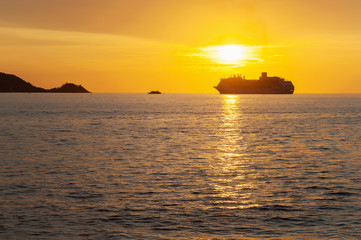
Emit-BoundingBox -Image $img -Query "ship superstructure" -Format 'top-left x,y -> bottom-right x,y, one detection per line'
214,72 -> 294,94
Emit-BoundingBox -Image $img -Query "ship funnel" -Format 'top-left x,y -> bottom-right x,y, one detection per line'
261,72 -> 267,78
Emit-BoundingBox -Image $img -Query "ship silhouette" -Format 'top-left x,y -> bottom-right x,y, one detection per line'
214,72 -> 294,94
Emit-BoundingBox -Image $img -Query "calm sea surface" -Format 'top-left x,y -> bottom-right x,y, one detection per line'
0,93 -> 360,239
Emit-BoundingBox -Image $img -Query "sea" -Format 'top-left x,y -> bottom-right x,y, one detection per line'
0,93 -> 360,239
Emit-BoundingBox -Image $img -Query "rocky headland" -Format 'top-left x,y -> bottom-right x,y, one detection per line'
0,72 -> 90,93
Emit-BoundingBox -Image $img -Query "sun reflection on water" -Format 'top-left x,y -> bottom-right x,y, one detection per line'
219,95 -> 246,158
207,95 -> 260,210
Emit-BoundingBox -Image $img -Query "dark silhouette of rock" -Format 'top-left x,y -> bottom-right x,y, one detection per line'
48,83 -> 90,93
0,72 -> 90,93
0,72 -> 45,92
148,90 -> 161,94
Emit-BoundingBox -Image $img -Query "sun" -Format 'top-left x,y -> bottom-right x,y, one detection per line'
200,44 -> 249,65
216,45 -> 246,64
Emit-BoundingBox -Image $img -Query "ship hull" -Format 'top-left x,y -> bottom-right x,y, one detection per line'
214,87 -> 294,94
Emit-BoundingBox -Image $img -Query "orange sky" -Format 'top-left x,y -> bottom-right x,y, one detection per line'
1,0 -> 361,93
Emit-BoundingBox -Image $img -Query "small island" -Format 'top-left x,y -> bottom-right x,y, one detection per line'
0,72 -> 90,93
148,90 -> 161,94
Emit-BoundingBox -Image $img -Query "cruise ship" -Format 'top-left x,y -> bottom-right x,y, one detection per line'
214,72 -> 294,94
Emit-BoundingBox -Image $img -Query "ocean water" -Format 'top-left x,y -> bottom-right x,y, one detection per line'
0,93 -> 360,239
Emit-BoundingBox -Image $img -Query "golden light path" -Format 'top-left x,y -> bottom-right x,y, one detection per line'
207,95 -> 260,210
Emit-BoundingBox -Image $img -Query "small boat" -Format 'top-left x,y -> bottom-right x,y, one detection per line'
148,90 -> 161,94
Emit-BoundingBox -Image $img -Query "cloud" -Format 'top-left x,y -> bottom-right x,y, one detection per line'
0,27 -> 84,46
0,0 -> 266,45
